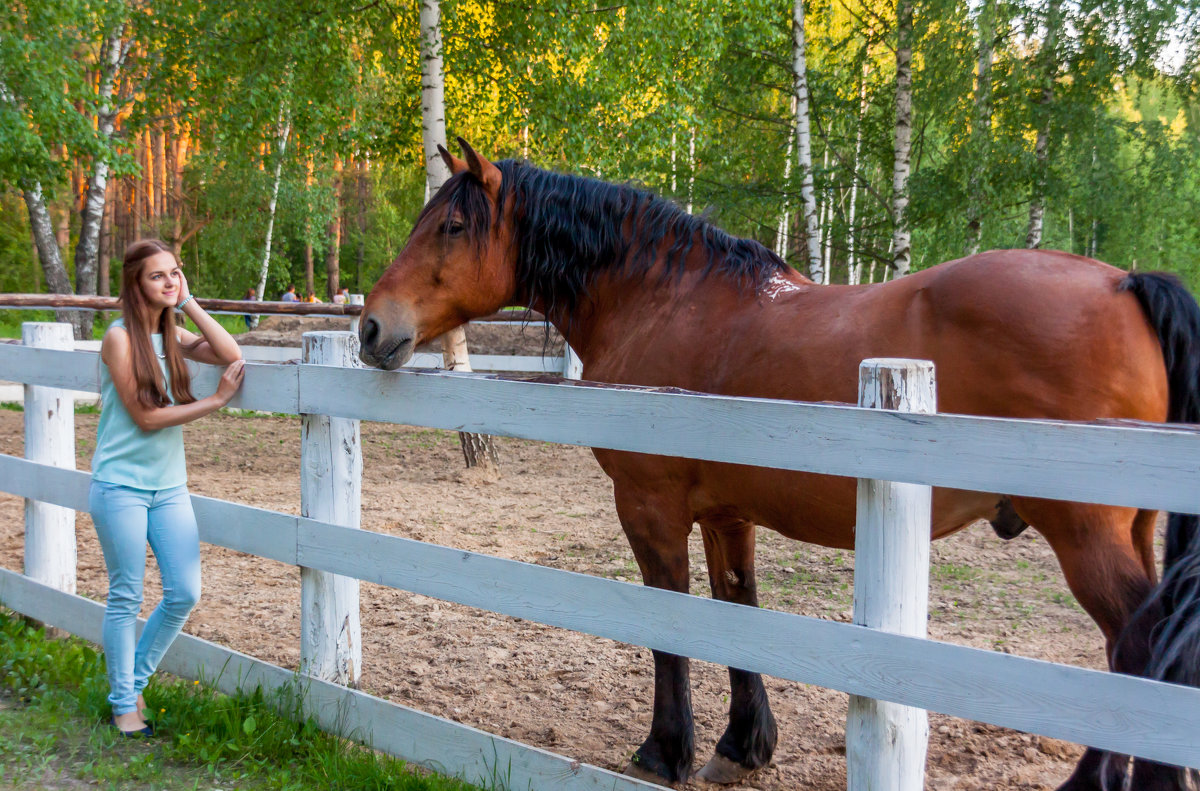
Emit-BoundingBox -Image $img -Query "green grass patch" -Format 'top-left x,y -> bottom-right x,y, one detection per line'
0,608 -> 484,790
0,402 -> 100,414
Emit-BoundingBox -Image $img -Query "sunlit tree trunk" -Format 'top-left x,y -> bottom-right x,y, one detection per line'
891,0 -> 914,276
72,22 -> 127,338
776,97 -> 795,260
791,0 -> 821,281
420,0 -> 499,470
965,0 -> 994,256
1026,0 -> 1061,249
325,155 -> 342,301
848,61 -> 867,285
255,105 -> 291,302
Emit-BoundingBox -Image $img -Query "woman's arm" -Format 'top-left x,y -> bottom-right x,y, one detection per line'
174,272 -> 243,365
102,327 -> 245,432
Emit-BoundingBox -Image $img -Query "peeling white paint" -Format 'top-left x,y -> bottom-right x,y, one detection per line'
762,272 -> 804,301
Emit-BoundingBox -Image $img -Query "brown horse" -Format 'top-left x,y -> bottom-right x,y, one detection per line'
360,140 -> 1200,790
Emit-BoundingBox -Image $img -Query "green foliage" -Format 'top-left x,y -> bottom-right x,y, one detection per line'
2,0 -> 1200,301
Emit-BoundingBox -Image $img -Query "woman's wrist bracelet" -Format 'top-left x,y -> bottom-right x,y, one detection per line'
177,295 -> 195,311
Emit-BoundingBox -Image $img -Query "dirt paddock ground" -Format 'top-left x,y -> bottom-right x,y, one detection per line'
0,319 -> 1137,790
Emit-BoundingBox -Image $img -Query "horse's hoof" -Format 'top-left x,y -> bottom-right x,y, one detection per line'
694,754 -> 755,785
624,760 -> 678,788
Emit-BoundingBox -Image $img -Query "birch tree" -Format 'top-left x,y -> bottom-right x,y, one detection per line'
891,0 -> 914,276
790,0 -> 822,281
1025,0 -> 1062,249
420,0 -> 500,470
964,0 -> 994,256
255,104 -> 291,303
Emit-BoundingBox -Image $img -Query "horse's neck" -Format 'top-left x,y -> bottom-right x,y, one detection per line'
552,263 -> 748,372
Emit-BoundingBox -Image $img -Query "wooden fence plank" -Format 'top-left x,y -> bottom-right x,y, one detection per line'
0,569 -> 661,791
848,360 -> 935,791
20,323 -> 77,595
299,332 -> 362,685
296,363 -> 1200,514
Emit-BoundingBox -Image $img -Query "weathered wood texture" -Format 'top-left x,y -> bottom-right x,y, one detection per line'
847,360 -> 935,791
2,452 -> 1200,768
563,345 -> 583,380
0,569 -> 661,791
20,323 -> 76,594
299,333 -> 362,685
4,344 -> 1200,513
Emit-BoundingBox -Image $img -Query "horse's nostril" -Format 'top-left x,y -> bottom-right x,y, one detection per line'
361,317 -> 379,350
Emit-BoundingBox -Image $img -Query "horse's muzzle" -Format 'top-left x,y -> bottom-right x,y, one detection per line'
358,316 -> 415,371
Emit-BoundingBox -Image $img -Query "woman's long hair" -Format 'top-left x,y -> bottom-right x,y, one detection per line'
119,239 -> 197,409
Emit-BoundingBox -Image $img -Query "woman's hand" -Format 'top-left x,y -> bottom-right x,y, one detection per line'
176,270 -> 192,308
216,360 -> 246,405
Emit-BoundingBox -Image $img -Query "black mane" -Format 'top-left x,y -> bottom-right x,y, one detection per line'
422,159 -> 787,324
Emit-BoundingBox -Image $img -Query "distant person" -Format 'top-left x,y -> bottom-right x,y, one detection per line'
242,288 -> 257,331
333,287 -> 350,305
303,291 -> 321,303
280,285 -> 298,303
91,239 -> 244,738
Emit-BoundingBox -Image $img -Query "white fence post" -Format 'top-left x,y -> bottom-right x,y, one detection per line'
22,322 -> 77,594
563,344 -> 583,380
300,331 -> 362,685
846,358 -> 935,791
349,294 -> 364,335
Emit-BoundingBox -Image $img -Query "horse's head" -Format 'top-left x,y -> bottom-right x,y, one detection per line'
359,139 -> 516,370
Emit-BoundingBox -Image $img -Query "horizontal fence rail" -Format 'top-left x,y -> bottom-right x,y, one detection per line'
2,453 -> 1200,768
4,343 -> 1200,513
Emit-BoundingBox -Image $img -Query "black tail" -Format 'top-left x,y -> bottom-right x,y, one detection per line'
1118,272 -> 1200,690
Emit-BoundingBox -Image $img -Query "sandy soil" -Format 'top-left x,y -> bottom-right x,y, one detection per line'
0,319 -> 1124,791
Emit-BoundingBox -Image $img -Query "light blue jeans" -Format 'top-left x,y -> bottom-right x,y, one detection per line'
89,480 -> 201,716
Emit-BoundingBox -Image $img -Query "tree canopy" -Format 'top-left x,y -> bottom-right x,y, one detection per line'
3,0 -> 1199,306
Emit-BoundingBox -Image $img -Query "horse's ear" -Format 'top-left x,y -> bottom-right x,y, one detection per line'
437,144 -> 468,176
457,137 -> 502,197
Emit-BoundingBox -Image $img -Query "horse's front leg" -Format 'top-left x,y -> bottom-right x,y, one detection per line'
694,516 -> 777,784
612,482 -> 696,786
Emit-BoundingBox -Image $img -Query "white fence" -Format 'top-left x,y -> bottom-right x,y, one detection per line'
2,324 -> 1200,790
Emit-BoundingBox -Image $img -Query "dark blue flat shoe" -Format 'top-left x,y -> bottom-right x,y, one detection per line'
111,716 -> 155,738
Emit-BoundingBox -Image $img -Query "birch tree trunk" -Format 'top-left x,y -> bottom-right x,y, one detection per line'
791,0 -> 822,281
255,107 -> 291,301
1025,0 -> 1062,250
420,0 -> 499,470
23,186 -> 75,327
325,156 -> 342,301
848,62 -> 867,285
891,0 -> 915,276
775,97 -> 795,259
965,0 -> 994,256
73,23 -> 128,339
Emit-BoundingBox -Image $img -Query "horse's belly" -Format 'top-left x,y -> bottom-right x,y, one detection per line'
689,462 -> 998,549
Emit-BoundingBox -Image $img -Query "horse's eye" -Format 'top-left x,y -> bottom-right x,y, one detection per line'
441,219 -> 465,237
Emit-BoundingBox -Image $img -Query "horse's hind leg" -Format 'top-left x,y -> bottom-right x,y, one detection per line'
694,516 -> 778,784
1014,501 -> 1174,791
610,482 -> 697,786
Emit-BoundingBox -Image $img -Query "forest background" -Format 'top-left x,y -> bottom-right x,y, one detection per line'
2,0 -> 1199,339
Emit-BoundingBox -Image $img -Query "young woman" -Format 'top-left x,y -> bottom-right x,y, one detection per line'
90,239 -> 245,736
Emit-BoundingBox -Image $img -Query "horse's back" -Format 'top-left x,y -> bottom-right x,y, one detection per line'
905,250 -> 1168,423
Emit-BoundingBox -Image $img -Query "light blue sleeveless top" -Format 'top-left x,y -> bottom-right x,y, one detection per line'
91,318 -> 187,490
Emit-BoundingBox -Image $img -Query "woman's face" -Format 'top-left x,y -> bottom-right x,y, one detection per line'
139,252 -> 181,310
